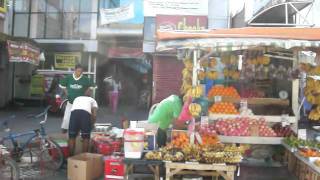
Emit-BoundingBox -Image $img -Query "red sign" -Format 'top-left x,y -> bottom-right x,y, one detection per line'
108,47 -> 144,59
7,40 -> 40,65
156,15 -> 208,31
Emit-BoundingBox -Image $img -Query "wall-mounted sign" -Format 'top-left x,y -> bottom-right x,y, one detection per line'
0,0 -> 7,14
100,2 -> 134,25
156,15 -> 208,31
143,0 -> 208,17
54,53 -> 81,69
7,40 -> 40,65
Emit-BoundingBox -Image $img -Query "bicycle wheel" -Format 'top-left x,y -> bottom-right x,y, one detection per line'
38,138 -> 64,171
0,157 -> 20,180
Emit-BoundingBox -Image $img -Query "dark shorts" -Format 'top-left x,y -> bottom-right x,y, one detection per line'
68,110 -> 92,139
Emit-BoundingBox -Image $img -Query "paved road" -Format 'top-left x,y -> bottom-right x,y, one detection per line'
0,105 -> 297,180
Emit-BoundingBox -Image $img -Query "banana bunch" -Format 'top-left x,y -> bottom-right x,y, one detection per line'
221,55 -> 237,65
180,81 -> 192,95
308,66 -> 320,75
145,151 -> 163,160
183,145 -> 202,161
190,85 -> 203,98
183,58 -> 193,71
305,78 -> 320,105
198,70 -> 206,80
181,58 -> 193,95
206,71 -> 218,80
309,106 -> 320,121
224,69 -> 240,80
189,103 -> 202,117
256,56 -> 270,65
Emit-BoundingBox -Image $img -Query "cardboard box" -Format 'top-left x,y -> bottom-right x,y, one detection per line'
68,153 -> 103,180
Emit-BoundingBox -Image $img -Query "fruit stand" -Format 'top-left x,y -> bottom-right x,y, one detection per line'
151,27 -> 320,179
155,27 -> 320,145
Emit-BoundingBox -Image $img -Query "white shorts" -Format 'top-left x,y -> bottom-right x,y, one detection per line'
61,102 -> 72,130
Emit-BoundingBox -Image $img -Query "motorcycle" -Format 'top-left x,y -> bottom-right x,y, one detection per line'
45,75 -> 68,115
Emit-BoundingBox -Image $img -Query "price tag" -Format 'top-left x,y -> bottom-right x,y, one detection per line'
214,96 -> 222,102
281,114 -> 290,127
298,129 -> 307,140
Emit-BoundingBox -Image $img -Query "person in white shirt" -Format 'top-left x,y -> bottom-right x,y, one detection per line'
68,96 -> 98,156
103,76 -> 121,113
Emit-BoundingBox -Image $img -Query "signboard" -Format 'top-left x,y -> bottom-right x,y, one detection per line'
0,0 -> 7,14
144,0 -> 208,17
100,3 -> 134,25
54,53 -> 81,69
7,40 -> 40,65
156,15 -> 208,31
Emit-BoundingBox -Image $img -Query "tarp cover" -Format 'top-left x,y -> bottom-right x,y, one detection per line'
156,27 -> 320,52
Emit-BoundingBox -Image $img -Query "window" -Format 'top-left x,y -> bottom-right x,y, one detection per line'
64,0 -> 79,12
46,13 -> 62,38
31,0 -> 46,12
13,0 -> 98,39
80,0 -> 92,12
63,13 -> 79,39
14,14 -> 29,37
79,13 -> 91,38
30,14 -> 45,38
47,0 -> 63,12
15,0 -> 30,12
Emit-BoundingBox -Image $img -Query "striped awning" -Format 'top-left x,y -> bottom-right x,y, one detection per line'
156,27 -> 320,52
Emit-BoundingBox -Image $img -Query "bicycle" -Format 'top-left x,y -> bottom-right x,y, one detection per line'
0,144 -> 19,180
0,106 -> 64,177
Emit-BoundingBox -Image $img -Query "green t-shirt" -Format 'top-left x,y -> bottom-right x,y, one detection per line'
148,95 -> 182,130
59,74 -> 92,104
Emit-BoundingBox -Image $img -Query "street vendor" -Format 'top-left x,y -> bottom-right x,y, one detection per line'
68,96 -> 98,156
148,95 -> 183,147
59,64 -> 94,133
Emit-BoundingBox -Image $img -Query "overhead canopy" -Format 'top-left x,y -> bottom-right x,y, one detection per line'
248,0 -> 313,26
156,27 -> 320,52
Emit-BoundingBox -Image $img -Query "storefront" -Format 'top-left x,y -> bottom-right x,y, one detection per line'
0,34 -> 41,108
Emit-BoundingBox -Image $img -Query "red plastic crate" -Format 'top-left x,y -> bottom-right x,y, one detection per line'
104,155 -> 124,180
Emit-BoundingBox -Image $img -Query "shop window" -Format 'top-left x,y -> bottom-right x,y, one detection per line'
63,0 -> 79,12
14,14 -> 29,37
14,0 -> 30,12
46,13 -> 62,38
31,0 -> 46,12
30,13 -> 45,38
63,13 -> 79,39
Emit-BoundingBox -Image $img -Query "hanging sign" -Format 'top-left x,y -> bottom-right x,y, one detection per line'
100,3 -> 134,25
144,0 -> 208,17
54,53 -> 81,69
156,15 -> 208,31
7,40 -> 40,65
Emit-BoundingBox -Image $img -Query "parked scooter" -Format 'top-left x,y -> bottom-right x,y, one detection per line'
45,75 -> 67,115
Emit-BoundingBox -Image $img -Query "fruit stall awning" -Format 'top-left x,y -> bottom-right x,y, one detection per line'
156,27 -> 320,52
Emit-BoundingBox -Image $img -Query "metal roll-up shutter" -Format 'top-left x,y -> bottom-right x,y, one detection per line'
152,55 -> 184,104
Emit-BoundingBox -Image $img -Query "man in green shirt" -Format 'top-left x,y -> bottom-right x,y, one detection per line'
59,64 -> 93,133
148,95 -> 182,147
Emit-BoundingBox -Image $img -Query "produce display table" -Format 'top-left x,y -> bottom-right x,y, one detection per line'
123,158 -> 163,180
283,142 -> 320,180
165,162 -> 237,180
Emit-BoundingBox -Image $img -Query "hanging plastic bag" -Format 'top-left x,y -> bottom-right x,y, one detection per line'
177,96 -> 193,123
